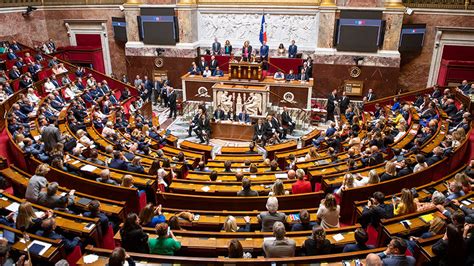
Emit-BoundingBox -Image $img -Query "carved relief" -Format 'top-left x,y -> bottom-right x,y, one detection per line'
198,13 -> 318,49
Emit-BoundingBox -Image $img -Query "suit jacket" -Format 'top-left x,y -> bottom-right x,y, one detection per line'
168,92 -> 177,107
42,125 -> 62,153
9,70 -> 20,80
327,93 -> 337,111
198,61 -> 207,70
237,189 -> 258,196
339,96 -> 350,113
109,159 -> 128,171
443,103 -> 457,117
238,113 -> 250,123
198,117 -> 210,131
366,93 -> 376,101
377,253 -> 415,266
213,109 -> 225,120
298,73 -> 309,81
263,238 -> 296,258
264,121 -> 275,136
209,60 -> 218,70
281,111 -> 293,126
288,44 -> 297,58
242,46 -> 252,58
426,155 -> 442,166
212,42 -> 221,54
254,124 -> 265,137
260,45 -> 269,58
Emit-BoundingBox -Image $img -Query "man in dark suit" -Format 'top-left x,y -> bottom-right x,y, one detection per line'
377,237 -> 415,266
198,57 -> 207,71
288,40 -> 297,58
366,89 -> 376,102
209,56 -> 218,72
443,98 -> 457,117
188,108 -> 202,137
426,146 -> 444,166
36,218 -> 81,252
396,160 -> 413,177
458,80 -> 470,94
195,114 -> 210,144
285,69 -> 297,81
253,118 -> 266,145
212,37 -> 221,55
238,109 -> 251,123
298,68 -> 309,82
212,66 -> 224,77
281,106 -> 295,135
143,75 -> 153,102
271,114 -> 285,139
213,105 -> 225,120
358,191 -> 393,229
109,151 -> 128,171
161,82 -> 169,107
9,66 -> 21,80
326,89 -> 337,122
339,91 -> 350,115
260,41 -> 269,61
237,178 -> 258,196
167,87 -> 177,119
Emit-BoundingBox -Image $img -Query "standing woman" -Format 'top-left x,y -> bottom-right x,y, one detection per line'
241,41 -> 252,62
224,40 -> 232,55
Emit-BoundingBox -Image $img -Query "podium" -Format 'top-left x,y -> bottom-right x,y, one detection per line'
229,62 -> 263,81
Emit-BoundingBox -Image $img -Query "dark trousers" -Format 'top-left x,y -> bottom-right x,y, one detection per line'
169,105 -> 177,118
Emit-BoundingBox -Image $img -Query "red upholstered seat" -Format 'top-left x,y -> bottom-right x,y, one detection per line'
100,224 -> 116,250
139,190 -> 147,210
66,245 -> 82,266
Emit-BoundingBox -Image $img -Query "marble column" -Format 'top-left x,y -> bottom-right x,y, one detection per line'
124,3 -> 141,43
382,9 -> 404,51
317,7 -> 337,49
176,0 -> 198,45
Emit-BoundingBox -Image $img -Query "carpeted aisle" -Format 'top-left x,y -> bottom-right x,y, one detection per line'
0,129 -> 11,163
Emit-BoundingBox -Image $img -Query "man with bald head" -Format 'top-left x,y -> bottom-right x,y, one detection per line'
96,169 -> 118,185
366,253 -> 382,266
458,80 -> 470,94
287,169 -> 296,180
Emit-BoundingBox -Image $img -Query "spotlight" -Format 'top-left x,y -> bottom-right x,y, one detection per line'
405,7 -> 414,16
155,48 -> 165,56
119,5 -> 125,11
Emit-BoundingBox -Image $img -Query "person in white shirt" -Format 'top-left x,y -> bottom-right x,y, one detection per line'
57,63 -> 68,74
202,66 -> 212,78
102,121 -> 116,138
77,129 -> 94,147
273,70 -> 285,81
87,75 -> 96,87
63,84 -> 76,100
27,88 -> 40,104
43,78 -> 56,94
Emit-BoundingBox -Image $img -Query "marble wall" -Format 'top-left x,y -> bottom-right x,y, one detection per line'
399,12 -> 474,90
0,10 -> 48,47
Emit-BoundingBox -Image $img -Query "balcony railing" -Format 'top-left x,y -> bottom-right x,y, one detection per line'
403,0 -> 473,9
0,0 -> 124,7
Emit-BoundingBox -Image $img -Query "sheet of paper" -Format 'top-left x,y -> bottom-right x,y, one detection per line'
80,165 -> 97,172
332,233 -> 345,242
201,186 -> 210,192
83,254 -> 99,264
5,202 -> 20,213
275,173 -> 288,179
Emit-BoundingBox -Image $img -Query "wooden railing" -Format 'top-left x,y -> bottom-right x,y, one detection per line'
0,0 -> 124,7
403,0 -> 473,9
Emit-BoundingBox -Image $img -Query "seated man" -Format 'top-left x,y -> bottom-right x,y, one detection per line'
96,169 -> 118,185
285,69 -> 297,81
253,118 -> 266,146
343,228 -> 374,252
36,218 -> 82,253
262,221 -> 295,258
188,62 -> 200,75
273,70 -> 285,81
237,109 -> 250,123
237,178 -> 258,196
214,105 -> 225,120
377,237 -> 415,266
281,106 -> 295,135
37,182 -> 75,210
212,66 -> 224,77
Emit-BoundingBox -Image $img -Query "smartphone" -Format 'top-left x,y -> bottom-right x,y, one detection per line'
401,221 -> 410,229
167,226 -> 171,236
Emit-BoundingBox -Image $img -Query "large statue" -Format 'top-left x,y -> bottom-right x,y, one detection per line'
220,91 -> 233,113
244,92 -> 259,115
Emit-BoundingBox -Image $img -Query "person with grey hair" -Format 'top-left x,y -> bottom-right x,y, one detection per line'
257,197 -> 286,232
96,169 -> 118,185
262,221 -> 295,258
365,253 -> 383,266
416,191 -> 446,212
37,182 -> 75,209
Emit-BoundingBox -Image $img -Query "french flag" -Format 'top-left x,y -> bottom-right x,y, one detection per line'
259,14 -> 267,44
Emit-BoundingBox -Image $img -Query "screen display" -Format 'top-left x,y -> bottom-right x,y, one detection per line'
399,24 -> 426,52
140,8 -> 177,45
112,17 -> 127,42
336,19 -> 383,52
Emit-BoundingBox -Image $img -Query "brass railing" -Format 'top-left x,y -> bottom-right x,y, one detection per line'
403,0 -> 473,9
0,0 -> 124,7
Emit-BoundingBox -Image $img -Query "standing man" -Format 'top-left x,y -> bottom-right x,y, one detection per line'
153,77 -> 162,106
198,57 -> 207,71
209,56 -> 218,72
143,75 -> 153,102
366,89 -> 376,102
167,86 -> 177,119
326,89 -> 337,122
260,41 -> 269,62
288,40 -> 297,58
212,37 -> 221,55
196,114 -> 211,144
281,106 -> 295,135
42,118 -> 64,154
161,81 -> 169,107
339,91 -> 350,115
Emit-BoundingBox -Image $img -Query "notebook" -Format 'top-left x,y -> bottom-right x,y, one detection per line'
27,240 -> 51,256
77,197 -> 92,206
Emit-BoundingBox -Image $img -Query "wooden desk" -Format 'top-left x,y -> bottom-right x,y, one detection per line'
210,121 -> 254,141
220,146 -> 252,154
179,140 -> 213,162
264,140 -> 298,160
229,61 -> 263,80
213,154 -> 263,162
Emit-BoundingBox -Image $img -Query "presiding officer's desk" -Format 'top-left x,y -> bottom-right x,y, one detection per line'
210,121 -> 254,141
181,73 -> 313,109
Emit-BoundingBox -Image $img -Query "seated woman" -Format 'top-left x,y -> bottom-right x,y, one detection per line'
304,147 -> 319,161
432,223 -> 466,266
16,202 -> 53,233
76,129 -> 94,147
393,188 -> 417,216
139,203 -> 166,228
355,169 -> 380,186
302,225 -> 332,256
223,215 -> 251,232
120,213 -> 149,253
316,194 -> 340,229
148,223 -> 181,255
269,179 -> 289,196
228,239 -> 252,258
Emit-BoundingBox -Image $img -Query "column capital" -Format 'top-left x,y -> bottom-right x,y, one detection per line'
384,0 -> 405,8
177,0 -> 198,5
320,0 -> 336,7
124,0 -> 141,5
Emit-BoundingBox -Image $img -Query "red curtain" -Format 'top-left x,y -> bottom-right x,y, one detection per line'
76,34 -> 102,47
